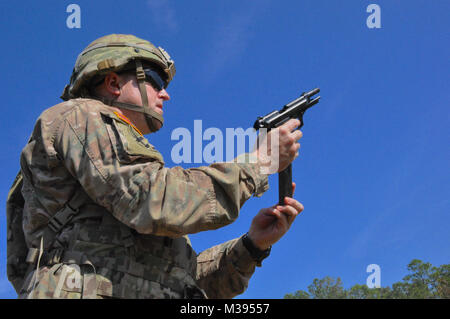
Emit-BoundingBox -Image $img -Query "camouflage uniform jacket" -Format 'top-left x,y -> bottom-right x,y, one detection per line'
18,98 -> 269,299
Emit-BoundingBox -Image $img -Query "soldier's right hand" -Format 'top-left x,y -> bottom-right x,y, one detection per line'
253,119 -> 302,174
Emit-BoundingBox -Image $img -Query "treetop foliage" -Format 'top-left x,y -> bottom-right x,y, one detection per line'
284,259 -> 449,299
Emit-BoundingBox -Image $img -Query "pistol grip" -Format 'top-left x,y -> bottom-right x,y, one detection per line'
298,113 -> 304,129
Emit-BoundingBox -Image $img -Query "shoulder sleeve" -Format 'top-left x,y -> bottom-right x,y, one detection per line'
55,101 -> 269,237
195,236 -> 258,299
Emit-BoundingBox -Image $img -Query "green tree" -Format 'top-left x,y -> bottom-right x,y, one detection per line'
394,259 -> 450,298
284,259 -> 449,299
432,264 -> 450,298
284,290 -> 310,299
307,276 -> 347,299
401,259 -> 434,298
347,284 -> 393,299
284,276 -> 347,299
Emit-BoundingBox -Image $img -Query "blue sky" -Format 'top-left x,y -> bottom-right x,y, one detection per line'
0,1 -> 448,298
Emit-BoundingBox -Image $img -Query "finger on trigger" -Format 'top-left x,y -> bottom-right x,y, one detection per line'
285,118 -> 301,131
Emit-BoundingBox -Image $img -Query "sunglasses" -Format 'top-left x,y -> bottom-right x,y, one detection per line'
143,68 -> 168,91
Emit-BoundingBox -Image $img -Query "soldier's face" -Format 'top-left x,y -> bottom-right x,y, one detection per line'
117,73 -> 170,133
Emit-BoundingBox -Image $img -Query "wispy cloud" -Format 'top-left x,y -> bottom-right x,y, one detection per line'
345,201 -> 405,259
146,0 -> 178,33
201,1 -> 271,84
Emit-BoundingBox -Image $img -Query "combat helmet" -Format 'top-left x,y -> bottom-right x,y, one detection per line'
61,34 -> 176,132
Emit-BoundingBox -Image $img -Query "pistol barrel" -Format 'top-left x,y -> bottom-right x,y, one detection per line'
306,88 -> 320,97
254,87 -> 321,130
307,96 -> 320,108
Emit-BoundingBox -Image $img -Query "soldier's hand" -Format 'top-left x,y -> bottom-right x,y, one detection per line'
253,119 -> 302,174
247,183 -> 303,250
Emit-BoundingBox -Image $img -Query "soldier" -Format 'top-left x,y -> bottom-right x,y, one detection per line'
10,34 -> 304,298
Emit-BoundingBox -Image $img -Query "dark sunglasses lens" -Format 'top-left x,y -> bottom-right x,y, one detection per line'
144,69 -> 166,91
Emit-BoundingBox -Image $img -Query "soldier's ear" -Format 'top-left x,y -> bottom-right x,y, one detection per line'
104,72 -> 121,97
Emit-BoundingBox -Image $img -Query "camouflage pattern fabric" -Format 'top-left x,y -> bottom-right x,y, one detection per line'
196,237 -> 261,299
16,98 -> 269,298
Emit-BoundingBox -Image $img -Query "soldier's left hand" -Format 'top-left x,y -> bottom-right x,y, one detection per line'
247,183 -> 303,250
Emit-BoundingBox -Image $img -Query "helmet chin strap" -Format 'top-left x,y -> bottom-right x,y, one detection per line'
134,59 -> 164,133
92,60 -> 164,133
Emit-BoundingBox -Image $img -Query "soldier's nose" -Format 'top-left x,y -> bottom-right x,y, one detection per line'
159,89 -> 170,101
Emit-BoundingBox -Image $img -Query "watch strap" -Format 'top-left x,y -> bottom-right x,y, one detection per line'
242,233 -> 271,266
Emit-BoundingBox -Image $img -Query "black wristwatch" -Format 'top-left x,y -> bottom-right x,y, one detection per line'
242,233 -> 271,266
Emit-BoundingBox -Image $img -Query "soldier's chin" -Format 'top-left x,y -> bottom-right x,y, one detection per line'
148,118 -> 163,133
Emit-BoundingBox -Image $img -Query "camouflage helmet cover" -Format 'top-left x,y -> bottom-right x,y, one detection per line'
61,34 -> 176,100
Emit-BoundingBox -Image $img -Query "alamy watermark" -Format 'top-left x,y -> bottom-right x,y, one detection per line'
54,262 -> 383,296
366,4 -> 381,29
170,120 -> 279,174
66,4 -> 81,29
366,264 -> 381,288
